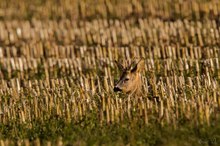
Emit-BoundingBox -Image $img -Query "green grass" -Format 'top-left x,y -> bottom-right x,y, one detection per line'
0,111 -> 219,146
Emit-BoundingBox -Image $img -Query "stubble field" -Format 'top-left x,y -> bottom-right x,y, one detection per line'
0,0 -> 220,145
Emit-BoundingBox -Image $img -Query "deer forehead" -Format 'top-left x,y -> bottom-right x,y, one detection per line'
120,71 -> 137,79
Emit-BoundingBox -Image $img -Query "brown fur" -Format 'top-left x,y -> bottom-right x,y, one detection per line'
114,59 -> 145,96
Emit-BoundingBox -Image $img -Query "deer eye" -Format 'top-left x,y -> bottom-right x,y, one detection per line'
124,78 -> 129,82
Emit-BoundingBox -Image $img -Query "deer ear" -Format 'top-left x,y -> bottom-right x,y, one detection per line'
131,59 -> 145,73
114,60 -> 124,71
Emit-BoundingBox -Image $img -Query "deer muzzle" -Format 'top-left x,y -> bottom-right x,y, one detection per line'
113,86 -> 122,92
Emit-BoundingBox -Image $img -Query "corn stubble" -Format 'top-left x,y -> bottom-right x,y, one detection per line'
0,0 -> 220,145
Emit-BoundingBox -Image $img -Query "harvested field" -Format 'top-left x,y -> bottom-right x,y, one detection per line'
0,0 -> 220,145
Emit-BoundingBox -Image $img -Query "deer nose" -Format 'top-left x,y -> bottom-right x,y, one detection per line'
114,86 -> 122,92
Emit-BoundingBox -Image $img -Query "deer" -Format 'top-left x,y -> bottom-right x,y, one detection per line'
113,59 -> 145,97
114,58 -> 160,102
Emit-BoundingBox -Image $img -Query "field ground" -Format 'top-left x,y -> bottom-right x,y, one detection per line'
0,0 -> 220,145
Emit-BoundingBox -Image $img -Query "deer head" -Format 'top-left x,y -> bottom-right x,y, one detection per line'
114,59 -> 145,96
